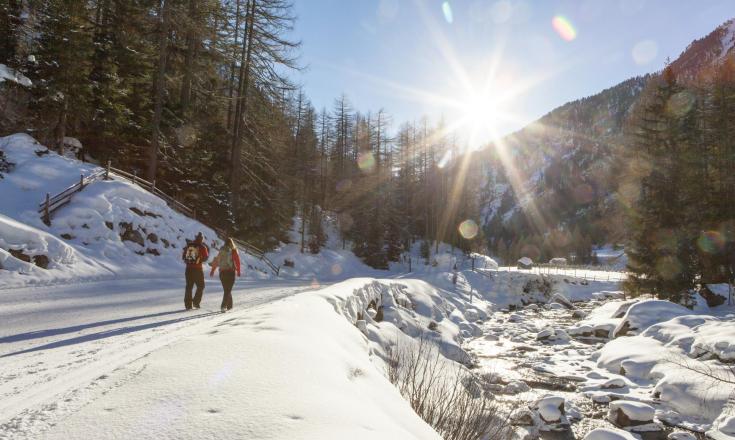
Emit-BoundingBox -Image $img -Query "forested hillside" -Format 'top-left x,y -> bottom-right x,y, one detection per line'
479,18 -> 735,274
0,0 -> 483,268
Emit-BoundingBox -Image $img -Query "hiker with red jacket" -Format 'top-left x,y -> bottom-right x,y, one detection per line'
182,232 -> 209,310
210,237 -> 241,312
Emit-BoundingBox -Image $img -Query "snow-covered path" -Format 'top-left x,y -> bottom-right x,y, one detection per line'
0,278 -> 317,437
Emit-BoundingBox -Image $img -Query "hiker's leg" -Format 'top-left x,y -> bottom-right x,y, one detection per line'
225,271 -> 235,309
193,270 -> 205,306
184,269 -> 194,309
219,272 -> 228,309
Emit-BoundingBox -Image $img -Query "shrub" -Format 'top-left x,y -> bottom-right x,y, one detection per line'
386,336 -> 510,440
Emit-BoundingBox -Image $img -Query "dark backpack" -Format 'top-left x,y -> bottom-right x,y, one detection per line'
183,242 -> 200,264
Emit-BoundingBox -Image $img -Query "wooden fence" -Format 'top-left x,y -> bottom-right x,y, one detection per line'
38,169 -> 106,225
38,161 -> 281,276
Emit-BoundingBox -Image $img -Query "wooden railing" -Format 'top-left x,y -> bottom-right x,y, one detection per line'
38,161 -> 281,276
105,164 -> 196,219
226,234 -> 281,276
38,169 -> 107,225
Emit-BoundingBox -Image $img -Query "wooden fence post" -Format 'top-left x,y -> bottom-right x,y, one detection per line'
152,179 -> 156,191
105,161 -> 111,180
79,173 -> 84,191
44,193 -> 50,225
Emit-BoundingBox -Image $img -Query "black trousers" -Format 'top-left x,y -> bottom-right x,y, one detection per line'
219,270 -> 235,310
185,268 -> 205,309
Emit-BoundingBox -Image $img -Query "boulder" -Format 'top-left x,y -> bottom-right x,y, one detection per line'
534,395 -> 565,423
119,222 -> 144,246
607,401 -> 656,428
600,378 -> 626,389
584,427 -> 639,440
8,248 -> 30,262
32,254 -> 49,269
510,408 -> 536,426
700,284 -> 728,307
536,328 -> 554,341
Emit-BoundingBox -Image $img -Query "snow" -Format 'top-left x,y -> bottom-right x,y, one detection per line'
613,300 -> 692,336
598,313 -> 735,424
2,131 -> 732,438
1,255 -> 490,439
608,401 -> 655,422
535,395 -> 565,422
4,279 -> 442,439
708,414 -> 735,440
568,299 -> 636,338
718,19 -> 735,60
0,64 -> 32,87
518,256 -> 533,266
584,427 -> 640,440
0,134 -> 278,288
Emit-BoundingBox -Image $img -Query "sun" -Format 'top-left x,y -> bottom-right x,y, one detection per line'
462,94 -> 500,147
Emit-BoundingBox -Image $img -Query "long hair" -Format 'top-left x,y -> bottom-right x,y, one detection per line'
225,237 -> 237,250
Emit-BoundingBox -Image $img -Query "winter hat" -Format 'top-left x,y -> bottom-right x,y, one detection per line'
195,232 -> 204,243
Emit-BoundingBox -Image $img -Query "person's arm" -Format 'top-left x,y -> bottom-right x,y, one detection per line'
233,249 -> 241,276
210,253 -> 218,276
200,245 -> 209,263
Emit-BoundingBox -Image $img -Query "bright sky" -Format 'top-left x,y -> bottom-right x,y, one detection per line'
291,0 -> 733,147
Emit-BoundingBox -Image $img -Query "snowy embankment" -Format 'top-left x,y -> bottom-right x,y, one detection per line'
593,299 -> 735,436
0,134 -> 275,288
5,277 -> 485,439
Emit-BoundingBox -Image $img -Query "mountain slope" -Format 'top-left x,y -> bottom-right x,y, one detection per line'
480,18 -> 735,262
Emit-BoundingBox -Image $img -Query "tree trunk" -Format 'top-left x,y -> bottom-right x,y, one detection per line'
226,0 -> 243,131
54,97 -> 68,155
179,0 -> 197,111
148,0 -> 172,182
229,0 -> 255,214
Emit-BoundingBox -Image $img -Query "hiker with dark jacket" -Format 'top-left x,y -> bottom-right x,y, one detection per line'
210,238 -> 241,312
182,232 -> 209,310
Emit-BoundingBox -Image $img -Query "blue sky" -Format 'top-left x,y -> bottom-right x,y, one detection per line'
290,0 -> 733,144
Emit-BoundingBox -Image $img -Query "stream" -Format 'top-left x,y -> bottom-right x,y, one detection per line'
465,298 -> 689,440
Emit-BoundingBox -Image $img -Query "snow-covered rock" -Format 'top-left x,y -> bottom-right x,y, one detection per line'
607,401 -> 657,428
613,300 -> 691,337
534,395 -> 567,428
584,427 -> 640,440
707,414 -> 735,440
667,432 -> 696,440
0,63 -> 32,87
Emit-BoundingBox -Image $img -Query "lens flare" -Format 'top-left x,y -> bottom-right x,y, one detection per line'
666,91 -> 695,118
357,151 -> 375,172
656,256 -> 681,280
442,1 -> 453,24
551,15 -> 577,41
331,263 -> 343,276
697,231 -> 725,254
458,219 -> 479,239
632,39 -> 658,65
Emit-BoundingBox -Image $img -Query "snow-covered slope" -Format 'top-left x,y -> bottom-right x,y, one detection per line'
1,275 -> 492,439
0,134 -> 267,288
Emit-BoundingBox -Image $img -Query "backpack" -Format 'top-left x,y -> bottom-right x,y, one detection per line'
183,242 -> 200,264
218,248 -> 234,271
